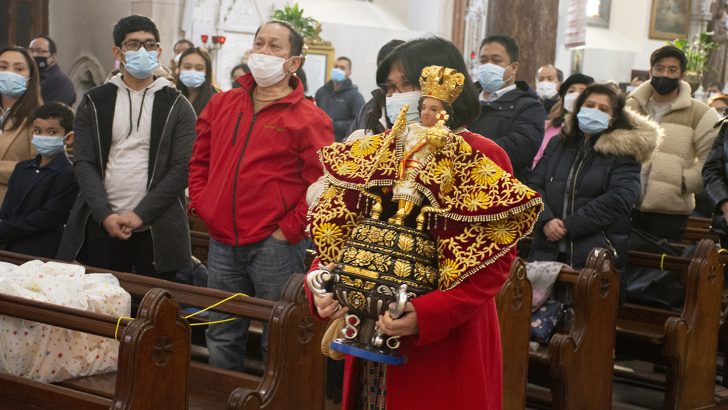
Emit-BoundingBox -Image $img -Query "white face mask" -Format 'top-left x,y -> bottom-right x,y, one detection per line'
563,92 -> 580,113
536,81 -> 558,99
385,90 -> 422,125
247,53 -> 292,87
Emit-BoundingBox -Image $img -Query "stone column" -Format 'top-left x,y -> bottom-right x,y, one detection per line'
689,0 -> 714,39
486,0 -> 559,85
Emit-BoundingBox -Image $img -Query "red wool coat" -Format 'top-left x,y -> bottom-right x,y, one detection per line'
307,132 -> 522,409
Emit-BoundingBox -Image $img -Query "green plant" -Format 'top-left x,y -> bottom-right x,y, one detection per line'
272,3 -> 321,42
670,32 -> 718,77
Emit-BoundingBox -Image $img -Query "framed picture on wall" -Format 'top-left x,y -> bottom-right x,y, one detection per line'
649,0 -> 691,40
587,0 -> 611,28
301,43 -> 335,97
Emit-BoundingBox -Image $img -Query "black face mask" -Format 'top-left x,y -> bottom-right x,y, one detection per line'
651,76 -> 679,95
33,56 -> 48,70
231,81 -> 241,89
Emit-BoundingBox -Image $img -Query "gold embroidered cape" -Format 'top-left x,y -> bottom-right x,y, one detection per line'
308,129 -> 543,290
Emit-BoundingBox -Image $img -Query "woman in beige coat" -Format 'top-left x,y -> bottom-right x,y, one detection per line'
0,46 -> 42,202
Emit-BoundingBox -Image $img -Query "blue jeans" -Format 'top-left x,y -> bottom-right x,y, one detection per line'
205,236 -> 305,371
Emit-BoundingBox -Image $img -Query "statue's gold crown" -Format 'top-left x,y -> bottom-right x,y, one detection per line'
419,65 -> 465,105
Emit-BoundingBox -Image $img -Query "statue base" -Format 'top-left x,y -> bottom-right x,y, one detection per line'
329,338 -> 407,365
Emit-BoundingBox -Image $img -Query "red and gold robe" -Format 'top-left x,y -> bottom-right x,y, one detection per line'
306,129 -> 542,409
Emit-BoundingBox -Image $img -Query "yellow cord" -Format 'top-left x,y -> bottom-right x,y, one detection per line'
190,317 -> 238,327
115,316 -> 133,341
183,292 -> 249,319
660,253 -> 666,271
114,293 -> 250,337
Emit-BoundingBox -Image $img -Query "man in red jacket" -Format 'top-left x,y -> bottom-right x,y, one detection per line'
188,21 -> 333,371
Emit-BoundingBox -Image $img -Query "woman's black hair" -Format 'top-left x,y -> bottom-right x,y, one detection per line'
365,37 -> 480,133
564,83 -> 634,143
176,47 -> 217,115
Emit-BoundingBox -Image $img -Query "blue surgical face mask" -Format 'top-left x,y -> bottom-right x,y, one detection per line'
0,71 -> 28,98
385,90 -> 421,124
331,68 -> 346,83
477,63 -> 511,93
123,48 -> 159,80
179,70 -> 206,88
32,134 -> 68,156
577,107 -> 611,135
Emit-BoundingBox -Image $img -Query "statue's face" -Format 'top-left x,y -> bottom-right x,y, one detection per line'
420,97 -> 444,127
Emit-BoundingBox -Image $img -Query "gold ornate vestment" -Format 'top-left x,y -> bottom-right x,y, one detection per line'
309,125 -> 543,290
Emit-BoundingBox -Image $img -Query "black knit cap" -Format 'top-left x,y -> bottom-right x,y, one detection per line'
558,73 -> 595,98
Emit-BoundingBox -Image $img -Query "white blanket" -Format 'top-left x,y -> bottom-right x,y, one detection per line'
0,260 -> 131,383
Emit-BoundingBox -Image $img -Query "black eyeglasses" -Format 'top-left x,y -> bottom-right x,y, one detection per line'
378,78 -> 413,95
121,40 -> 160,52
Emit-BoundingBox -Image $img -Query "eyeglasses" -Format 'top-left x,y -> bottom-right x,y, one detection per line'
378,78 -> 413,95
28,47 -> 50,55
121,40 -> 160,52
652,65 -> 681,76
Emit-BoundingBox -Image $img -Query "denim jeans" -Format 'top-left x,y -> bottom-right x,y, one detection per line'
205,236 -> 305,371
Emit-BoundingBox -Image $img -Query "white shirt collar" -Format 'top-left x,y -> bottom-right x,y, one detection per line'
483,84 -> 517,102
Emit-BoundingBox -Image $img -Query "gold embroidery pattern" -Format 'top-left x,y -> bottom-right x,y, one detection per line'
436,206 -> 541,289
308,186 -> 360,264
311,132 -> 544,291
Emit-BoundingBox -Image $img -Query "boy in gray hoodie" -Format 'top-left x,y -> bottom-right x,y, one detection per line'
57,15 -> 196,279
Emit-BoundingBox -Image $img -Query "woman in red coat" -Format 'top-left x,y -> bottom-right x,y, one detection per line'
306,37 -> 542,410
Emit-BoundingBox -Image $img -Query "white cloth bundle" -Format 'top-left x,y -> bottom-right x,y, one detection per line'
0,260 -> 131,383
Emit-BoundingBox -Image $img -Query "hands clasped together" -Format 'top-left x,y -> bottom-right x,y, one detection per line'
543,218 -> 568,242
102,212 -> 144,240
311,263 -> 420,338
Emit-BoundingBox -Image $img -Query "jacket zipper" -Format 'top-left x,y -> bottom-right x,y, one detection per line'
145,95 -> 182,268
148,95 -> 181,189
600,230 -> 618,257
231,114 -> 257,246
231,112 -> 243,146
568,141 -> 589,267
71,96 -> 103,260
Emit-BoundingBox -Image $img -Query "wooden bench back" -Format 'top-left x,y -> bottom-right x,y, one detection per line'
497,258 -> 532,410
0,288 -> 190,410
616,239 -> 723,409
548,248 -> 619,409
0,251 -> 327,410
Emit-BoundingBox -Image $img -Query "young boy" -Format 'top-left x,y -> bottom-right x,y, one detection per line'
0,102 -> 78,258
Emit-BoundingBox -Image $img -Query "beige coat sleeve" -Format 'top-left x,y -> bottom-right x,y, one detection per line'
684,107 -> 720,194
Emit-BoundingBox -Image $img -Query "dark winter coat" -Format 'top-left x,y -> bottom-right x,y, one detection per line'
56,82 -> 196,272
468,80 -> 546,182
527,109 -> 660,269
315,79 -> 365,141
0,154 -> 78,258
702,119 -> 728,226
40,64 -> 76,106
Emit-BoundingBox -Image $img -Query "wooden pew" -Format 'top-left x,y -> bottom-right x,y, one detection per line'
526,248 -> 620,409
615,239 -> 723,409
497,258 -> 532,410
0,287 -> 190,410
0,251 -> 327,410
682,216 -> 720,244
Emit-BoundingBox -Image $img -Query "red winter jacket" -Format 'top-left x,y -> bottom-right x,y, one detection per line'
189,73 -> 333,246
305,132 -> 513,409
